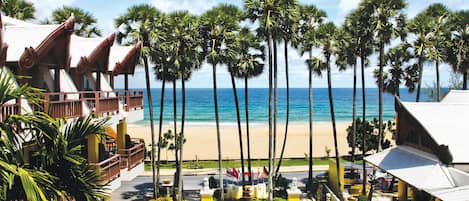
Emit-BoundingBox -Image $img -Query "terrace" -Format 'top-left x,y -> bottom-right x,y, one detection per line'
38,89 -> 143,119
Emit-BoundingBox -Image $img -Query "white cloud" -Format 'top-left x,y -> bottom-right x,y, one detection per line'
339,0 -> 360,13
152,0 -> 218,15
27,0 -> 76,21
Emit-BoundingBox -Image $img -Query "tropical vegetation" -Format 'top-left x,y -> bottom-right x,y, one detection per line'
2,0 -> 468,200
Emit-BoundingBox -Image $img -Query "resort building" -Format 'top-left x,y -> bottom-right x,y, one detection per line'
365,90 -> 469,200
0,14 -> 145,191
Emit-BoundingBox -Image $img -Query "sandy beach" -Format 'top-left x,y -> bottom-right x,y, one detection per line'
127,122 -> 363,161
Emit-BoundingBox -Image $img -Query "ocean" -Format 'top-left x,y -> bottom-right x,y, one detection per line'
136,88 -> 436,125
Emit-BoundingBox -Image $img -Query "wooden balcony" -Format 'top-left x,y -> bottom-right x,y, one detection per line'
117,90 -> 144,112
34,90 -> 143,119
81,91 -> 120,116
42,92 -> 83,119
118,140 -> 145,170
0,103 -> 19,122
92,154 -> 121,184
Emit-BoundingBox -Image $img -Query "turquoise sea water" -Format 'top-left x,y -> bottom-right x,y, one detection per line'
135,88 -> 436,125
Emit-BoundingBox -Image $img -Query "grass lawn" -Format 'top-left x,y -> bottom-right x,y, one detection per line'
144,158 -> 360,171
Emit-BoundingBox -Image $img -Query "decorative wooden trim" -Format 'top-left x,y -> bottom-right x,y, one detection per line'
76,33 -> 115,73
112,41 -> 142,75
18,16 -> 75,70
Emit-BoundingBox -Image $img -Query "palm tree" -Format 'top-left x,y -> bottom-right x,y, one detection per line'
275,0 -> 300,179
0,70 -> 58,201
115,4 -> 161,198
424,4 -> 450,101
367,0 -> 406,152
297,4 -> 326,193
200,5 -> 242,197
380,43 -> 415,97
335,27 -> 359,164
446,11 -> 469,89
166,11 -> 203,200
407,12 -> 432,102
244,1 -> 281,198
310,22 -> 341,198
23,114 -> 108,201
2,0 -> 35,20
343,6 -> 374,194
48,6 -> 101,37
229,27 -> 265,185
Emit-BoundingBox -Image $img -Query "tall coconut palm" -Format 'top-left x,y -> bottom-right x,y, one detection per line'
244,1 -> 282,198
380,43 -> 415,97
446,11 -> 469,89
166,11 -> 203,200
297,4 -> 326,193
114,4 -> 161,198
335,27 -> 358,163
424,4 -> 450,101
2,0 -> 35,20
346,4 -> 374,195
275,0 -> 300,179
367,0 -> 406,152
407,14 -> 432,102
229,27 -> 265,185
200,5 -> 242,198
310,22 -> 341,198
48,6 -> 101,37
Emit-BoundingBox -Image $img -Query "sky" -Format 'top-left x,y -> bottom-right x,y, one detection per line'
25,0 -> 469,88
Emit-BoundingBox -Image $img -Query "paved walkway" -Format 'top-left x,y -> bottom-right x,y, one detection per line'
140,165 -> 329,176
110,165 -> 328,201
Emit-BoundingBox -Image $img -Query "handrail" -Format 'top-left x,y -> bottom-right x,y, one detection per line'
92,154 -> 121,184
116,90 -> 144,112
118,142 -> 145,170
33,90 -> 143,119
0,103 -> 19,122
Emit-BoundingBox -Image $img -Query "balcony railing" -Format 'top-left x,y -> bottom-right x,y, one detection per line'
0,103 -> 19,122
34,90 -> 143,119
81,91 -> 119,116
118,141 -> 145,170
117,90 -> 144,112
93,154 -> 121,184
42,92 -> 83,119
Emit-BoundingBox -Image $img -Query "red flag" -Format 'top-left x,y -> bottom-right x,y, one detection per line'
263,166 -> 269,176
232,168 -> 239,179
244,171 -> 251,177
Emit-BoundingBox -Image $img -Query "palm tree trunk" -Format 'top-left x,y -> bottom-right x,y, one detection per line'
436,60 -> 440,101
156,68 -> 166,198
178,65 -> 186,201
395,74 -> 400,98
416,56 -> 423,102
307,49 -> 314,193
245,77 -> 253,185
360,53 -> 367,196
272,42 -> 278,185
231,72 -> 245,184
276,42 -> 289,177
464,71 -> 467,90
212,64 -> 224,201
352,61 -> 357,163
142,55 -> 157,199
172,79 -> 179,200
378,41 -> 384,152
267,30 -> 274,201
327,55 -> 342,199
